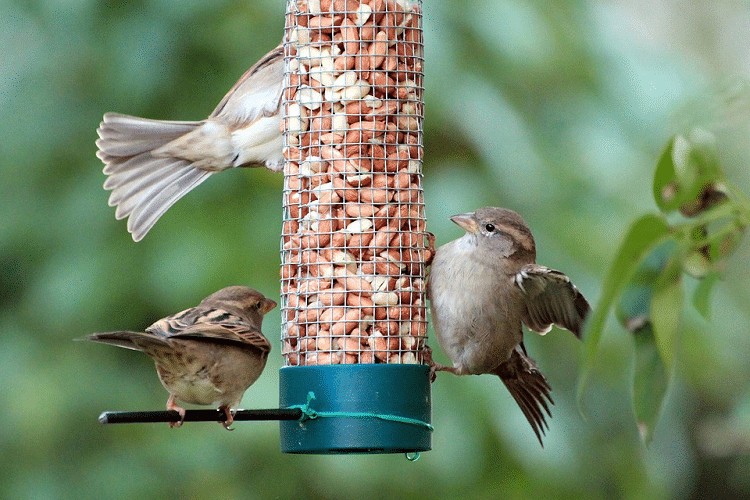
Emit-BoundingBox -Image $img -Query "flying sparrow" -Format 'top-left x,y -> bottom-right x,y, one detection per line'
97,45 -> 284,241
83,286 -> 276,429
427,207 -> 590,446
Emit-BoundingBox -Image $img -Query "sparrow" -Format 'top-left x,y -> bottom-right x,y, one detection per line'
97,44 -> 284,241
83,286 -> 276,429
427,207 -> 590,446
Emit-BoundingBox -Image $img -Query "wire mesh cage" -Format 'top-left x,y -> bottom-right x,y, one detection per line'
279,0 -> 431,454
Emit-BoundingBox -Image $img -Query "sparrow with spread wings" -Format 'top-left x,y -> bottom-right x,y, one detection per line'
428,207 -> 590,446
97,45 -> 284,241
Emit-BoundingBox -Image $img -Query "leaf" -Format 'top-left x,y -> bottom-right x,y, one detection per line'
615,242 -> 674,331
671,135 -> 699,193
632,324 -> 671,444
692,272 -> 720,319
685,128 -> 720,176
653,128 -> 722,216
577,214 -> 671,406
650,254 -> 683,368
675,129 -> 720,194
652,137 -> 680,213
611,243 -> 676,443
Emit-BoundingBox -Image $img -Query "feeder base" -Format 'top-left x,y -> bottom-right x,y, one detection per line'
279,364 -> 432,454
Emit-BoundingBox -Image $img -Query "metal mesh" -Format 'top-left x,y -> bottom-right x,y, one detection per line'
281,0 -> 428,366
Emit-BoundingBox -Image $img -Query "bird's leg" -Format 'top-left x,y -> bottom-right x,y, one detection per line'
219,405 -> 234,431
166,395 -> 186,428
421,345 -> 458,382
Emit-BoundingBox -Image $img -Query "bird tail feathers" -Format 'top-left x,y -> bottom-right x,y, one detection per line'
97,113 -> 212,241
493,347 -> 554,447
82,330 -> 170,352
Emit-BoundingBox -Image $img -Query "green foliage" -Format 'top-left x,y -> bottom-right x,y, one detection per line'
579,215 -> 671,393
632,324 -> 670,443
580,128 -> 750,443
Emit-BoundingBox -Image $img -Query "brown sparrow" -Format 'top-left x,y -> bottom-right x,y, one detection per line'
97,45 -> 284,241
84,286 -> 276,429
428,207 -> 590,446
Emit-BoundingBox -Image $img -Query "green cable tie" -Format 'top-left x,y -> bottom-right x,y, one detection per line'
287,391 -> 434,432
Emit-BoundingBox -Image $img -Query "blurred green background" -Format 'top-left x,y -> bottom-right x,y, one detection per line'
3,0 -> 750,498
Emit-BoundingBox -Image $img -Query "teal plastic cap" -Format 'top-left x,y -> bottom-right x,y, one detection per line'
279,364 -> 432,454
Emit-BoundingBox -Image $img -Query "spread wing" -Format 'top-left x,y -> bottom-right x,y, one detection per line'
515,264 -> 590,337
210,44 -> 284,124
147,306 -> 272,354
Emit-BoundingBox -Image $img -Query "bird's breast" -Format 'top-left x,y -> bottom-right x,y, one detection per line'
154,341 -> 267,406
430,240 -> 523,373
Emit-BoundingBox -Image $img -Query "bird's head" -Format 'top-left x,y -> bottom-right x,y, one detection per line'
451,207 -> 536,259
202,286 -> 277,319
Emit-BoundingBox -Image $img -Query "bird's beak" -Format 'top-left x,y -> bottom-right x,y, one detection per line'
261,298 -> 277,315
450,212 -> 479,234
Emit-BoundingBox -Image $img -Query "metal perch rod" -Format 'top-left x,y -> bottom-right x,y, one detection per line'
99,408 -> 303,425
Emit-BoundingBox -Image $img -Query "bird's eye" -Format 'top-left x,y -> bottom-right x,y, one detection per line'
485,223 -> 495,232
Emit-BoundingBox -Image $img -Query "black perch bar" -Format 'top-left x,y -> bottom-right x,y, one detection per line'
99,408 -> 303,425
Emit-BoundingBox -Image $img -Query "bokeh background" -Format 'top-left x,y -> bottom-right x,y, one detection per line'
3,0 -> 750,498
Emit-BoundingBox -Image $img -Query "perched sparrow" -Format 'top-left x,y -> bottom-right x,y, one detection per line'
428,207 -> 590,446
97,45 -> 284,241
84,286 -> 276,429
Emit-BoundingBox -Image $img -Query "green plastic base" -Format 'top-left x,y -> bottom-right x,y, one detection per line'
279,364 -> 432,454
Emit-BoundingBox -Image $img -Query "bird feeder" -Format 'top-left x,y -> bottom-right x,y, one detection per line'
279,0 -> 431,453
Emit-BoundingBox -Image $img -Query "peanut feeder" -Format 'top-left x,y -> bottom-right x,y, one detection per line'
279,0 -> 431,453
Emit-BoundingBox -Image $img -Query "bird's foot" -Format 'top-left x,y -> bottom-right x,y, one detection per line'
424,232 -> 437,266
166,395 -> 186,428
421,345 -> 456,382
220,406 -> 235,431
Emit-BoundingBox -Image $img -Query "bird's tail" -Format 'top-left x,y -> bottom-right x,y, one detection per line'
82,330 -> 169,352
493,346 -> 554,447
96,113 -> 213,241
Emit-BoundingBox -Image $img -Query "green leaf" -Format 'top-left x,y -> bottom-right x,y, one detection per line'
652,137 -> 680,213
578,214 -> 671,406
633,324 -> 671,444
608,242 -> 676,443
615,242 -> 674,331
693,272 -> 721,319
650,255 -> 683,368
653,128 -> 722,215
674,129 -> 720,194
685,128 -> 720,176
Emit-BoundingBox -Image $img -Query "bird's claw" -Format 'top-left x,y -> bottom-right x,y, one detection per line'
167,397 -> 186,428
425,232 -> 437,266
421,345 -> 440,383
220,407 -> 235,431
